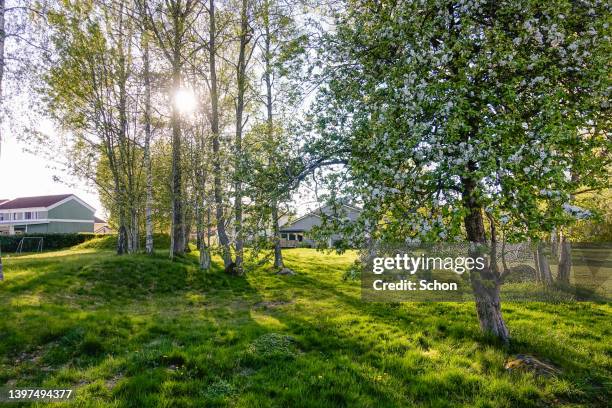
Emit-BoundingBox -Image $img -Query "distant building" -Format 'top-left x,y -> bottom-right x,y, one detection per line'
279,204 -> 361,248
94,217 -> 114,234
0,194 -> 96,235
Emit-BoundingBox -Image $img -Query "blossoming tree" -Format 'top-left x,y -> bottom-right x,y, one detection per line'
311,0 -> 611,342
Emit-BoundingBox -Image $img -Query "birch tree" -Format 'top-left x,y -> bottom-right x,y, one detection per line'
138,0 -> 202,258
44,0 -> 145,255
231,0 -> 255,275
142,35 -> 154,254
252,0 -> 307,270
206,0 -> 234,271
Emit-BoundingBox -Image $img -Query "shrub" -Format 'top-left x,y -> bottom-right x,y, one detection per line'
0,233 -> 99,253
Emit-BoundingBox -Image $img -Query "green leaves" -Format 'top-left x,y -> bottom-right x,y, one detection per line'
311,0 -> 611,244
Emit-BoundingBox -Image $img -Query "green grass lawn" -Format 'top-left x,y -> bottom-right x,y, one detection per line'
0,247 -> 610,407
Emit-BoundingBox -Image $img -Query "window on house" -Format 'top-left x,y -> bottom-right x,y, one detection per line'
298,235 -> 303,242
25,212 -> 33,220
281,233 -> 287,239
289,233 -> 296,241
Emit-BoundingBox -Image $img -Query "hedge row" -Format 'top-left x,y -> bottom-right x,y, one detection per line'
75,233 -> 172,251
0,233 -> 174,253
0,233 -> 100,253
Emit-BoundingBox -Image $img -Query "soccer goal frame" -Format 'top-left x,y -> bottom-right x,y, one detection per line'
16,237 -> 44,254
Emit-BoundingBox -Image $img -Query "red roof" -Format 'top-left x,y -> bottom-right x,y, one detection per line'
0,194 -> 74,209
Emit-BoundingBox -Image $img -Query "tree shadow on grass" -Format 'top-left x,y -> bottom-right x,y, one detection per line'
1,249 -> 610,407
262,260 -> 611,406
1,251 -> 268,407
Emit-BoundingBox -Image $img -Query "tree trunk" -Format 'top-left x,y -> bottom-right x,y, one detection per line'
196,201 -> 211,270
118,225 -> 128,255
550,228 -> 559,259
557,170 -> 577,284
117,212 -> 128,256
184,207 -> 192,253
115,28 -> 133,256
195,128 -> 210,269
462,172 -> 509,343
557,235 -> 571,284
116,181 -> 128,255
207,207 -> 211,248
536,242 -> 553,287
170,60 -> 185,257
130,207 -> 139,253
271,201 -> 284,268
533,249 -> 542,283
143,38 -> 154,255
263,5 -> 284,270
199,230 -> 211,270
209,0 -> 233,270
232,0 -> 249,276
196,220 -> 201,250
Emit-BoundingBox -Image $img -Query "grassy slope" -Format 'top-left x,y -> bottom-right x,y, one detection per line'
0,248 -> 610,407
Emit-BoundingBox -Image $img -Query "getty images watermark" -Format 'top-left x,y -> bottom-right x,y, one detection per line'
371,253 -> 485,291
361,242 -> 611,302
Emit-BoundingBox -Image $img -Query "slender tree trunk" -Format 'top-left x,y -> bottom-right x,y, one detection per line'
207,207 -> 211,248
271,202 -> 284,268
117,198 -> 128,255
263,3 -> 284,269
184,207 -> 192,253
557,234 -> 571,284
143,39 -> 154,254
462,171 -> 510,343
533,249 -> 542,283
196,203 -> 202,250
196,198 -> 211,269
233,0 -> 249,275
196,216 -> 201,250
115,22 -> 138,255
130,207 -> 139,252
209,0 -> 233,270
115,27 -> 131,256
170,58 -> 185,257
551,228 -> 559,259
118,225 -> 128,255
199,224 -> 211,269
195,127 -> 211,269
536,242 -> 553,287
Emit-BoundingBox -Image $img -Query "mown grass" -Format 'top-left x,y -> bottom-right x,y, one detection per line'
0,247 -> 610,407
